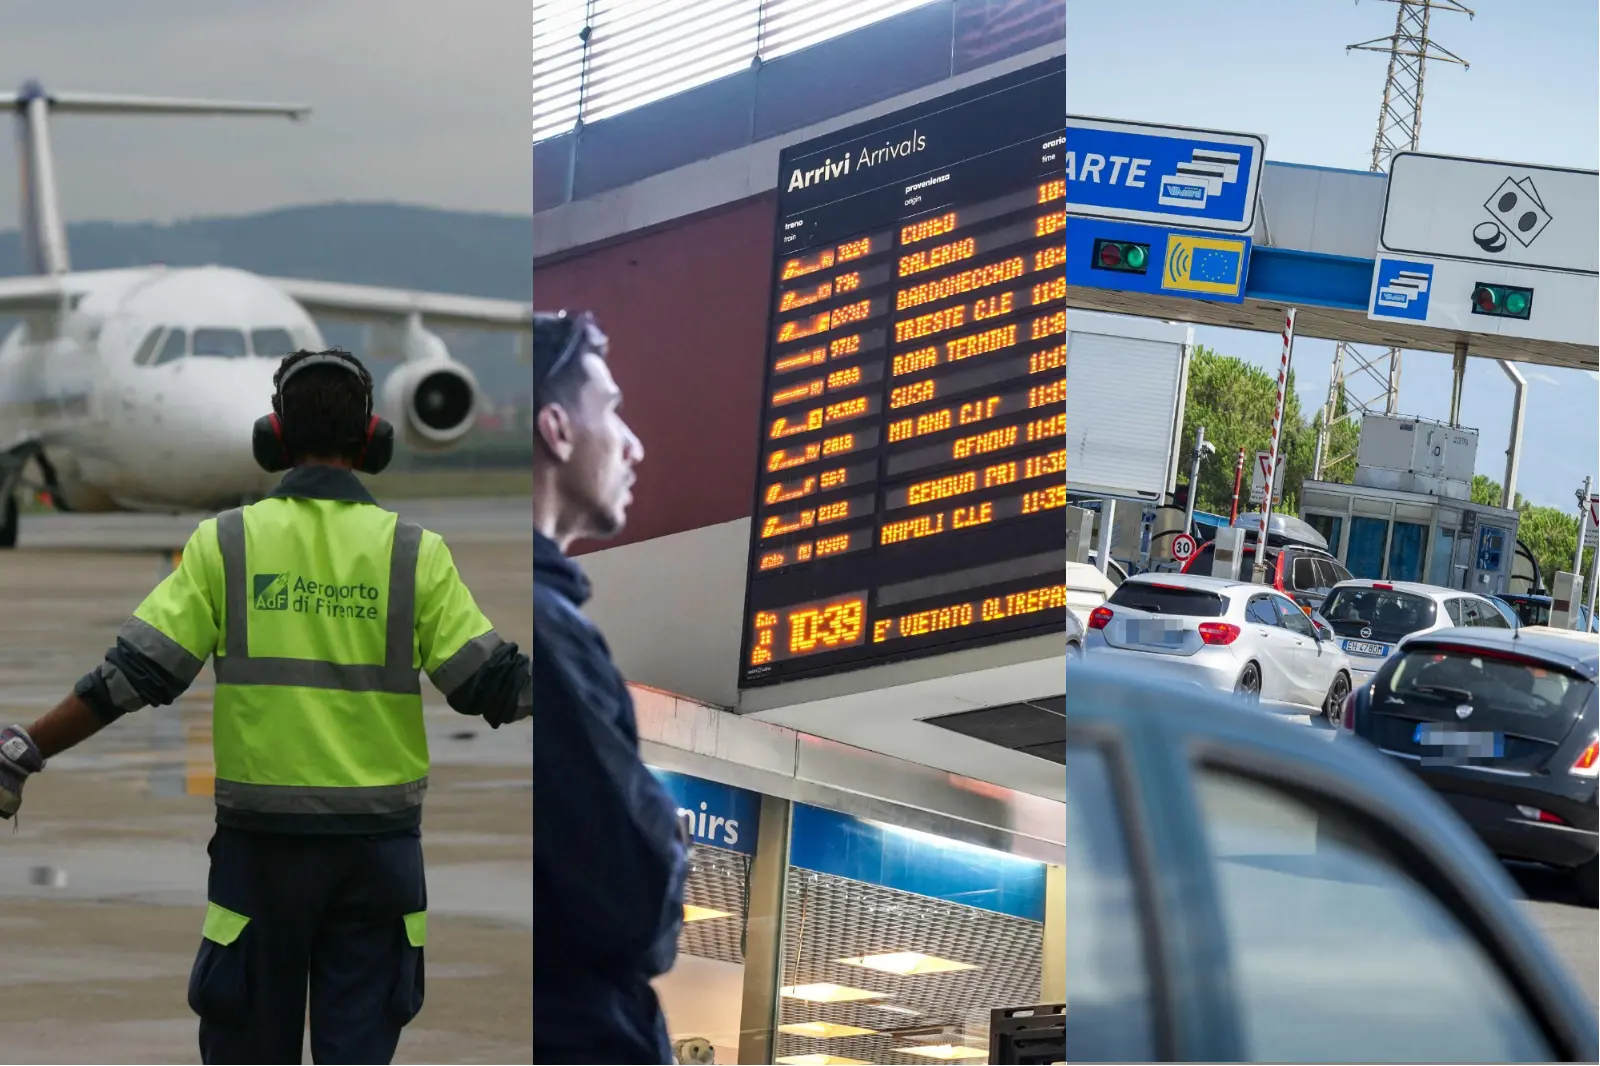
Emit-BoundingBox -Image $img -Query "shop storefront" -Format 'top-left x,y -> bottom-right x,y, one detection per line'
651,767 -> 1058,1065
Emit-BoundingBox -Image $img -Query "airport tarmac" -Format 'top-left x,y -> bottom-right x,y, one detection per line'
0,500 -> 532,1064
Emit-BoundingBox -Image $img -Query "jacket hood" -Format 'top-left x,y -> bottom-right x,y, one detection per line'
534,531 -> 592,606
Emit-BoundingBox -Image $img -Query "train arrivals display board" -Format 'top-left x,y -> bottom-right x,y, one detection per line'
739,57 -> 1067,688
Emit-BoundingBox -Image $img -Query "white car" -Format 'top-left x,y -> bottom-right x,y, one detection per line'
1085,572 -> 1354,719
1318,579 -> 1513,689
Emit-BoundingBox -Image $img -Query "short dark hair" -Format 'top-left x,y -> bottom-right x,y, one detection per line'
532,314 -> 600,410
276,349 -> 372,463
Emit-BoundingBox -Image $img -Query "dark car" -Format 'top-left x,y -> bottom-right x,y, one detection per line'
1181,514 -> 1352,621
1339,626 -> 1599,905
1068,663 -> 1599,1062
1496,593 -> 1599,632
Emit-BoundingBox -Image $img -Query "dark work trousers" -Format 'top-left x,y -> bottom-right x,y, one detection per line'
187,826 -> 427,1065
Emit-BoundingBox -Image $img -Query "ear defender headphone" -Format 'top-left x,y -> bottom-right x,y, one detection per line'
251,349 -> 396,475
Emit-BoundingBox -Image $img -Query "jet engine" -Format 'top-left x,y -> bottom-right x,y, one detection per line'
377,323 -> 482,451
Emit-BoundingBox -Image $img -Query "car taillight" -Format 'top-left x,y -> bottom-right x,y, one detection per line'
1198,622 -> 1241,645
1571,737 -> 1598,778
1089,606 -> 1113,630
1373,582 -> 1394,590
1273,551 -> 1286,592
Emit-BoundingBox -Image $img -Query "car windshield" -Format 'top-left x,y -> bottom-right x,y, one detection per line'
1107,583 -> 1225,617
1320,587 -> 1438,643
1385,647 -> 1594,726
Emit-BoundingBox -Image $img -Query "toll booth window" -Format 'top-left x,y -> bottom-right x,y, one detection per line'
1304,513 -> 1342,556
193,328 -> 248,359
1388,521 -> 1426,583
251,329 -> 295,359
152,328 -> 188,366
1429,526 -> 1457,586
1346,517 -> 1387,580
131,327 -> 163,366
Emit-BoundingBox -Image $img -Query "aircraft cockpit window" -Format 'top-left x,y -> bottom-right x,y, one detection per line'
152,329 -> 188,366
131,328 -> 164,366
251,329 -> 295,360
192,328 -> 248,359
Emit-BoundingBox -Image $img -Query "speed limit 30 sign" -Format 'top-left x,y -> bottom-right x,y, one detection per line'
1172,533 -> 1197,562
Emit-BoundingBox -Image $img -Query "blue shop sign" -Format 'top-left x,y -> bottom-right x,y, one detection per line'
649,767 -> 761,857
788,803 -> 1047,923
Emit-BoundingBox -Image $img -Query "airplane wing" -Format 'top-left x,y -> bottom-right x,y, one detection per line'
263,278 -> 531,333
0,275 -> 72,315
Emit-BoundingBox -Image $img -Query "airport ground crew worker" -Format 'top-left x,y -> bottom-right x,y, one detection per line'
530,310 -> 689,1065
0,348 -> 531,1065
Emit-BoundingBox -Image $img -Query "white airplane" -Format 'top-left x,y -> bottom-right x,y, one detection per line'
0,82 -> 531,548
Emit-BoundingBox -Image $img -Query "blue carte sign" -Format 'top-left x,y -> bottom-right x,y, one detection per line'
649,767 -> 761,857
1065,116 -> 1265,233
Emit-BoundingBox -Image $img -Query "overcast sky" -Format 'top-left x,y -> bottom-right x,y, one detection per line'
0,0 -> 529,229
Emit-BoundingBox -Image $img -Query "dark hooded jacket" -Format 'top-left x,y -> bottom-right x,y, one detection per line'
532,531 -> 687,1064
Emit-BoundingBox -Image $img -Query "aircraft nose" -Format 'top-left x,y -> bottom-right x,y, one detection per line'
171,358 -> 280,493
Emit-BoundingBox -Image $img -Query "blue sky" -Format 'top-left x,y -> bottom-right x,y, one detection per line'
1067,0 -> 1599,511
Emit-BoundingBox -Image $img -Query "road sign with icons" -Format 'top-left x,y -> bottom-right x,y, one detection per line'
1380,152 -> 1598,276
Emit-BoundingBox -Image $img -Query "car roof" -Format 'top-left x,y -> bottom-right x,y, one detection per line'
1330,578 -> 1480,600
1497,592 -> 1552,604
1121,572 -> 1266,594
1400,625 -> 1600,679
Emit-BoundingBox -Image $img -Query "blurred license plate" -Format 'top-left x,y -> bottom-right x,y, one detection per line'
1414,723 -> 1504,758
1128,620 -> 1185,645
1343,639 -> 1389,657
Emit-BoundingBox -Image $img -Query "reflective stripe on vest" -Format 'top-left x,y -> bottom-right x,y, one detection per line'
213,777 -> 427,816
213,507 -> 423,695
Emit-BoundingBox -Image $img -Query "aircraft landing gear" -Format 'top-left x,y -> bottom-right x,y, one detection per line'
0,440 -> 47,550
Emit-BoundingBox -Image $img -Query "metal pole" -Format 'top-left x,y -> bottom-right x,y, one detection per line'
1096,499 -> 1115,576
1498,361 -> 1525,510
1254,308 -> 1297,583
1448,341 -> 1468,426
1230,447 -> 1246,523
1574,477 -> 1592,578
1184,426 -> 1206,536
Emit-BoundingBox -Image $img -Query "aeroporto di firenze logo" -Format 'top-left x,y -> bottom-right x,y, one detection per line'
252,572 -> 381,620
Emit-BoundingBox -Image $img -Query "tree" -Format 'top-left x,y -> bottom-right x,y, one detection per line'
1177,346 -> 1315,515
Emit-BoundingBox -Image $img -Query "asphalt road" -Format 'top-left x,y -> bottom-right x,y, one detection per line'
1510,863 -> 1599,1007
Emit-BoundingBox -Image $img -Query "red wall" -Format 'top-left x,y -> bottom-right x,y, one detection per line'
534,196 -> 777,555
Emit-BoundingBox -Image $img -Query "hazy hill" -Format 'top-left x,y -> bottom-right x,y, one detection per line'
0,203 -> 532,400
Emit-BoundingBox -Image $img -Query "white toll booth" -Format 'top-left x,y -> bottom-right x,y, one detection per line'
1300,413 -> 1521,595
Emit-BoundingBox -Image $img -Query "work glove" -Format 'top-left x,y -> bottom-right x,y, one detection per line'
0,726 -> 44,819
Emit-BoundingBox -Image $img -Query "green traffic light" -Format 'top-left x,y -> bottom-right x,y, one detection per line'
1124,244 -> 1147,269
1471,282 -> 1533,320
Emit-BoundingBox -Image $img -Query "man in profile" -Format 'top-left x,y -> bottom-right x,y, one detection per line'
530,310 -> 688,1064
